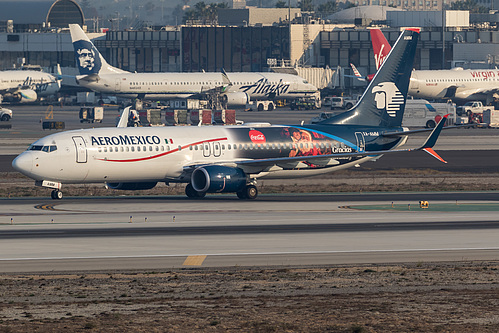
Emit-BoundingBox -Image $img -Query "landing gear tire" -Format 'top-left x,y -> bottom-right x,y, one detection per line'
185,183 -> 205,199
51,190 -> 63,200
237,185 -> 258,200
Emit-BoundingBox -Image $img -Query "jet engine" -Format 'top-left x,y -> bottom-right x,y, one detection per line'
221,92 -> 249,107
14,89 -> 38,103
107,182 -> 157,190
191,166 -> 247,193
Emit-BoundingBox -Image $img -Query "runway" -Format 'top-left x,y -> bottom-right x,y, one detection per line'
0,193 -> 498,272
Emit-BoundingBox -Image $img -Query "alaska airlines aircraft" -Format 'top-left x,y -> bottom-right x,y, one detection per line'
13,28 -> 447,200
0,68 -> 60,104
69,24 -> 318,106
370,29 -> 499,104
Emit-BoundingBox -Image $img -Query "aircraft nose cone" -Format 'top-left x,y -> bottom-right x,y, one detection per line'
12,153 -> 33,175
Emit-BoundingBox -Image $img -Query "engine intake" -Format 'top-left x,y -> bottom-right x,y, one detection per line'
107,182 -> 157,190
191,166 -> 246,193
16,89 -> 38,103
222,92 -> 249,106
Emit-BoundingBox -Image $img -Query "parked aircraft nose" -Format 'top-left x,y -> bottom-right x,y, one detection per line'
12,153 -> 32,175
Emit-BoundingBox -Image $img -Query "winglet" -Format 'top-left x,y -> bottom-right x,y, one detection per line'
418,114 -> 448,163
117,106 -> 131,128
221,68 -> 232,85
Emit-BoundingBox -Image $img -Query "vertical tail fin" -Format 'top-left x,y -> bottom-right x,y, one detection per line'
370,29 -> 392,71
69,24 -> 127,76
323,28 -> 420,128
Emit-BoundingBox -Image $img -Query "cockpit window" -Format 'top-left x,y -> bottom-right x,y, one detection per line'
29,145 -> 43,151
303,80 -> 309,84
29,145 -> 57,152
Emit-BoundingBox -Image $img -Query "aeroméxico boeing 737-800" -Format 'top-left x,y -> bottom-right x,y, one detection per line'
69,24 -> 318,106
13,28 -> 448,200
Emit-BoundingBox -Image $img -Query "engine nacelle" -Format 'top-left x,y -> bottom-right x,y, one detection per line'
222,92 -> 249,106
191,166 -> 247,193
15,89 -> 38,103
107,182 -> 157,190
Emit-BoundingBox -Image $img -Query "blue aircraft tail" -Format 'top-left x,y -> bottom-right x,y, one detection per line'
69,24 -> 127,76
322,28 -> 420,128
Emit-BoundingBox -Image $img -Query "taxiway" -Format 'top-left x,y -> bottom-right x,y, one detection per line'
0,193 -> 498,272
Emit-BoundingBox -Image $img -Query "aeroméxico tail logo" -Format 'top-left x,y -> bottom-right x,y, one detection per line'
240,78 -> 290,97
73,40 -> 102,75
372,82 -> 404,117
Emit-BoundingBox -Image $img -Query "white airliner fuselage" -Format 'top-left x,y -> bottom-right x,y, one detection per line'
0,70 -> 60,103
409,68 -> 499,103
78,71 -> 318,103
13,126 -> 368,186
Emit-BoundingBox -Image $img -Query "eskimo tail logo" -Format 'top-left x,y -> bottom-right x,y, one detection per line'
73,40 -> 102,75
372,82 -> 404,117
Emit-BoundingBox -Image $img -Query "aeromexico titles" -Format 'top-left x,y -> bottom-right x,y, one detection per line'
69,24 -> 319,106
13,28 -> 449,200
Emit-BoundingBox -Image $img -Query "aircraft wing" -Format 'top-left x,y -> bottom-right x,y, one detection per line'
455,87 -> 499,99
76,74 -> 100,83
184,115 -> 449,176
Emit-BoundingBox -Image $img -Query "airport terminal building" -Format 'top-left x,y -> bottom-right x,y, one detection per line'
1,2 -> 499,90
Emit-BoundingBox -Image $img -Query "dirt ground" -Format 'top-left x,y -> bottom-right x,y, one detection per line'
3,169 -> 499,198
0,262 -> 498,332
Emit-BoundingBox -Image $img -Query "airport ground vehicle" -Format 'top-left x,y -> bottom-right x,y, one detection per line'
310,112 -> 334,124
246,100 -> 276,111
290,97 -> 319,110
403,99 -> 456,128
0,106 -> 12,121
330,96 -> 360,110
457,101 -> 490,116
456,101 -> 491,124
79,107 -> 103,123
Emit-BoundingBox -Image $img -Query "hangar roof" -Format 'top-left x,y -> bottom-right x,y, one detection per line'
0,0 -> 84,28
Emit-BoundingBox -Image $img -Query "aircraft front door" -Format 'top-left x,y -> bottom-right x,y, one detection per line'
355,132 -> 365,152
72,136 -> 87,163
213,142 -> 221,157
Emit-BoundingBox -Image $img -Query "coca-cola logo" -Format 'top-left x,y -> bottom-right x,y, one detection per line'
249,130 -> 266,144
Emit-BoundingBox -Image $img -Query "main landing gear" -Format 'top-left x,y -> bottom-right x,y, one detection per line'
51,189 -> 63,200
184,183 -> 258,200
237,185 -> 258,200
185,183 -> 206,198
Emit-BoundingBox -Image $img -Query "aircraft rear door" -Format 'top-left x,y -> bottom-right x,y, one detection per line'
355,132 -> 365,152
72,136 -> 87,163
115,78 -> 121,92
203,142 -> 211,157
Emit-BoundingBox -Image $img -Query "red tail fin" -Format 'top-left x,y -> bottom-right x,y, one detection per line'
370,29 -> 391,70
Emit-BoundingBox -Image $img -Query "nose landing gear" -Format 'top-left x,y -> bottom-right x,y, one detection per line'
51,190 -> 63,200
